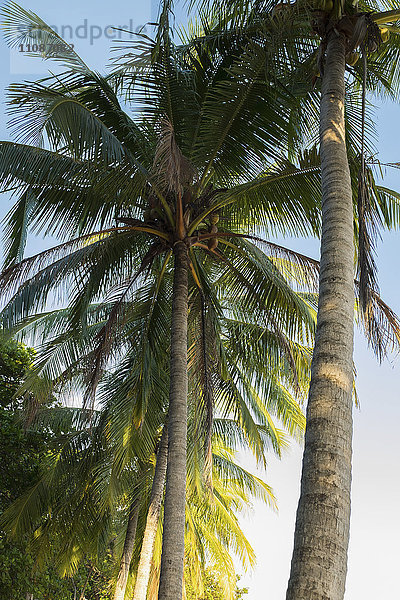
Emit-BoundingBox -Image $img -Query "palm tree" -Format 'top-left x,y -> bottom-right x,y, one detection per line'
0,3 -> 330,599
273,7 -> 400,599
2,2 -> 400,598
286,26 -> 355,600
190,1 -> 400,598
114,500 -> 141,600
131,426 -> 168,600
3,234 -> 314,598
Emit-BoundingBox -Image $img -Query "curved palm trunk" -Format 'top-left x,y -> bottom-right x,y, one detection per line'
158,242 -> 189,600
113,500 -> 140,600
286,31 -> 354,600
133,426 -> 168,600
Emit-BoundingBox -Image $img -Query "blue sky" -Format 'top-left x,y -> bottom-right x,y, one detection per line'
0,1 -> 399,598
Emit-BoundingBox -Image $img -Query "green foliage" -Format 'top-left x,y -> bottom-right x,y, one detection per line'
0,339 -> 112,600
0,539 -> 103,600
185,569 -> 248,600
0,338 -> 34,408
0,339 -> 40,510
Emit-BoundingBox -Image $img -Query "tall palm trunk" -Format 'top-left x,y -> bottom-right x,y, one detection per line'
158,241 -> 189,600
113,500 -> 141,600
286,31 -> 354,600
133,426 -> 168,600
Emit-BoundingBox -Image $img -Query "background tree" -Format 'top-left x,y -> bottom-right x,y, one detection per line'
0,338 -> 113,600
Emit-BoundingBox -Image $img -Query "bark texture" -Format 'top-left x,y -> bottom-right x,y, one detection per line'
133,426 -> 168,600
286,31 -> 354,600
158,242 -> 189,600
113,500 -> 140,600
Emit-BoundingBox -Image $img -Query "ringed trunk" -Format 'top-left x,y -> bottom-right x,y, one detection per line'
286,31 -> 354,600
133,426 -> 168,600
158,241 -> 189,600
113,500 -> 140,600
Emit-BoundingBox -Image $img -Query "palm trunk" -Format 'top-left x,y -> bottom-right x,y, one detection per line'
158,242 -> 189,600
113,500 -> 140,600
286,31 -> 354,600
133,426 -> 168,600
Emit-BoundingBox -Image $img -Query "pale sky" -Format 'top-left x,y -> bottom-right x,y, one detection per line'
0,1 -> 399,598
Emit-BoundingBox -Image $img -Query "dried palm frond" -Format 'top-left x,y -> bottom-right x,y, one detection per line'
152,118 -> 196,193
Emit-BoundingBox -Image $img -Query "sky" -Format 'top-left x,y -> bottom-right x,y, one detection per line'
0,1 -> 399,599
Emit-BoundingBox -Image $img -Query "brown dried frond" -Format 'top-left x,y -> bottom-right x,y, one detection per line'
355,281 -> 400,361
152,117 -> 196,193
356,169 -> 380,329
